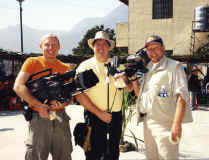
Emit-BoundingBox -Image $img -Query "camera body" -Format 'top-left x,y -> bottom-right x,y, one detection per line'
124,48 -> 150,77
108,48 -> 150,78
25,68 -> 99,105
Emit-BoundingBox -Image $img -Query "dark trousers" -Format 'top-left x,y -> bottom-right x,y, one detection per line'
85,111 -> 122,160
190,91 -> 197,109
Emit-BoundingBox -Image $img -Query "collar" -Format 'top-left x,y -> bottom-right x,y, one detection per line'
40,56 -> 58,64
93,56 -> 112,65
148,56 -> 168,72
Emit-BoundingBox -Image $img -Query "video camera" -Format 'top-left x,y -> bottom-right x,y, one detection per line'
108,48 -> 150,77
25,68 -> 99,105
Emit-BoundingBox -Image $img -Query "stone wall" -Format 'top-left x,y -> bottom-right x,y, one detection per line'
117,0 -> 209,56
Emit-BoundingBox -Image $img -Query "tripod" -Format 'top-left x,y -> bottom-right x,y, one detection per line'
104,62 -> 112,159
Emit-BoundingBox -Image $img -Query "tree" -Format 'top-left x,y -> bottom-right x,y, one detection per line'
72,25 -> 128,57
195,34 -> 209,57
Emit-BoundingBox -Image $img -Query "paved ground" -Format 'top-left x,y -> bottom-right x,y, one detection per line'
0,105 -> 209,160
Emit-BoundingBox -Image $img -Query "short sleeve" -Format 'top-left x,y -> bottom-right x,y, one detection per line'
20,57 -> 37,74
173,64 -> 189,103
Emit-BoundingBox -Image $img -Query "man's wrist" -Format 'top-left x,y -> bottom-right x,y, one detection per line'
39,104 -> 48,109
173,120 -> 182,126
130,77 -> 138,82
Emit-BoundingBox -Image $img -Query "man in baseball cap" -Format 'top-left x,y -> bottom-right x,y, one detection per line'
132,35 -> 193,160
144,35 -> 164,48
144,35 -> 165,63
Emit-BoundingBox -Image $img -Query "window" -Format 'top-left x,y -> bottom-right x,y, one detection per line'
165,50 -> 173,56
152,0 -> 173,19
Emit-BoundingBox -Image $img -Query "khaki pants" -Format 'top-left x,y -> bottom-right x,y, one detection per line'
144,117 -> 179,160
25,110 -> 72,160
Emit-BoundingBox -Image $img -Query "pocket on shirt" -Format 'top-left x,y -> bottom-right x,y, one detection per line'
157,96 -> 170,107
156,85 -> 173,113
156,96 -> 176,117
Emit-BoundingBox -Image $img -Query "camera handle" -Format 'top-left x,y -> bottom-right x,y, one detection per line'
28,68 -> 52,81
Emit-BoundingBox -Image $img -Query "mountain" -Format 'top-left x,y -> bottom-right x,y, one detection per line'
61,5 -> 128,54
0,25 -> 66,54
0,5 -> 128,55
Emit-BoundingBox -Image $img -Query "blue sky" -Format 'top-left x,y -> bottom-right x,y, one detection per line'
0,0 -> 122,30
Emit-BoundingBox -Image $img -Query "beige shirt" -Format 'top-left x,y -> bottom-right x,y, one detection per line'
76,57 -> 124,112
136,56 -> 193,123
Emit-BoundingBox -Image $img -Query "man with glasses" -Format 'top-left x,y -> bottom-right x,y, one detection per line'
133,35 -> 193,160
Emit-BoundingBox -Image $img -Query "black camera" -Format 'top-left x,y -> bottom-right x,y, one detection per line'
25,68 -> 99,105
108,48 -> 150,77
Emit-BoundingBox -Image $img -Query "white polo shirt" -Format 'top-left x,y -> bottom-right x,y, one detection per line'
136,56 -> 193,123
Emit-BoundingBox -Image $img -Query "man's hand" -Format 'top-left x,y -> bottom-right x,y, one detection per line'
49,99 -> 73,111
129,73 -> 137,81
170,122 -> 182,143
76,93 -> 112,123
97,111 -> 112,124
39,104 -> 50,118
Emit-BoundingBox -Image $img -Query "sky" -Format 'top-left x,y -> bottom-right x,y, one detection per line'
0,0 -> 122,31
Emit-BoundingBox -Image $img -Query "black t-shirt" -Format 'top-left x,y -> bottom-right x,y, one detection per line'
188,74 -> 201,92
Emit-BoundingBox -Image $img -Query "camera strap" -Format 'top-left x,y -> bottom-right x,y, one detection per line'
109,88 -> 118,112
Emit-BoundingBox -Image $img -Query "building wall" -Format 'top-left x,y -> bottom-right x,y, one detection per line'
117,0 -> 209,56
116,23 -> 129,47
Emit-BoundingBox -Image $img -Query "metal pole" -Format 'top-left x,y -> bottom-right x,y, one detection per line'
104,63 -> 111,159
19,1 -> 24,54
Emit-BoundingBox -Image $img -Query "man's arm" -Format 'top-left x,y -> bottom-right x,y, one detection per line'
75,93 -> 112,124
171,94 -> 186,142
126,73 -> 140,97
130,79 -> 140,97
13,72 -> 49,118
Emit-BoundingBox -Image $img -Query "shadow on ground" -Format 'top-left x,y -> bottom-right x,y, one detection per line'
0,111 -> 23,117
0,128 -> 14,132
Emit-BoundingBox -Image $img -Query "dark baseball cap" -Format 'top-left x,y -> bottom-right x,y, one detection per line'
144,35 -> 164,48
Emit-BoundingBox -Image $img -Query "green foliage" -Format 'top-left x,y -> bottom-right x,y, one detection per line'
120,90 -> 144,151
129,129 -> 139,151
72,25 -> 128,56
195,42 -> 209,57
194,34 -> 209,57
120,90 -> 136,143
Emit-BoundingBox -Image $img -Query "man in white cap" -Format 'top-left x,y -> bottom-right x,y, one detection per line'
132,35 -> 193,160
13,34 -> 73,160
75,31 -> 135,160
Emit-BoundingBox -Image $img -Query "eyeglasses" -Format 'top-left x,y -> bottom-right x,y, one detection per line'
146,46 -> 162,53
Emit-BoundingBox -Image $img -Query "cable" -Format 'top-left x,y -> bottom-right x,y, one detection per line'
109,88 -> 118,112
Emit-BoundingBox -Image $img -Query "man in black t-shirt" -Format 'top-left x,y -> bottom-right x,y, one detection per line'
188,66 -> 202,110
